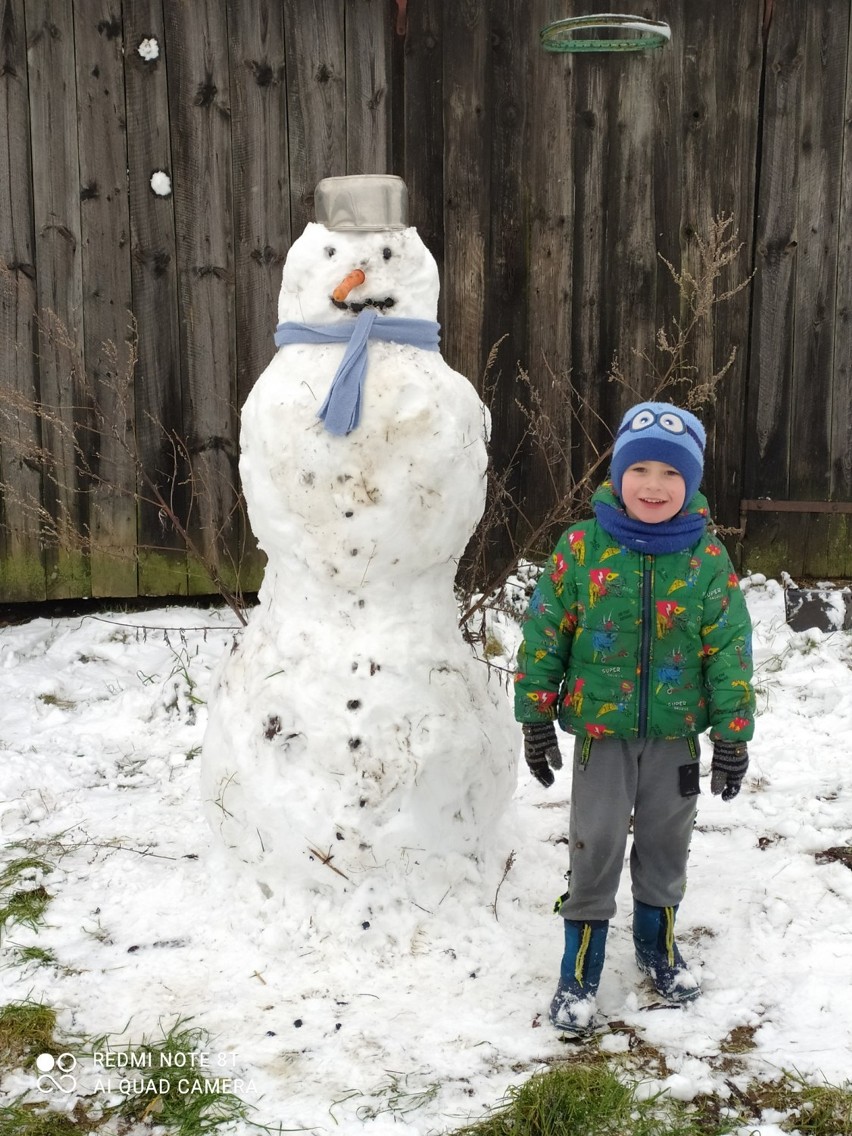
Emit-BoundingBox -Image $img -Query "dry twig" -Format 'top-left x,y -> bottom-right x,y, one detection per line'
488,849 -> 516,922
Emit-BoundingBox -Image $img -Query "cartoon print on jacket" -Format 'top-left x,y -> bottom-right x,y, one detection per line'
550,552 -> 570,596
589,568 -> 619,608
655,600 -> 687,639
568,530 -> 586,565
514,481 -> 755,743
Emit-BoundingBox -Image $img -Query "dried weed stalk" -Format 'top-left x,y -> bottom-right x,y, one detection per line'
460,214 -> 750,630
0,263 -> 250,622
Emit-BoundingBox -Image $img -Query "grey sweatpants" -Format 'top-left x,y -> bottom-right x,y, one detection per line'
560,735 -> 700,922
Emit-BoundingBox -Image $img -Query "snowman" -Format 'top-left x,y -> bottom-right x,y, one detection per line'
200,176 -> 517,918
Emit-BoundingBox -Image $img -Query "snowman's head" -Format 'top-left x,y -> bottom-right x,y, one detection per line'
277,223 -> 440,325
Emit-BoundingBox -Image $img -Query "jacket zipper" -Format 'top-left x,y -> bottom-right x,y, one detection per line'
637,554 -> 653,737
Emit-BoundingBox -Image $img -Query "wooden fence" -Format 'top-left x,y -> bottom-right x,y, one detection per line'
1,0 -> 850,603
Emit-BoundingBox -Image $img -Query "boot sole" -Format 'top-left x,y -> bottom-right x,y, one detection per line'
551,1018 -> 599,1040
636,959 -> 701,1004
549,1005 -> 599,1038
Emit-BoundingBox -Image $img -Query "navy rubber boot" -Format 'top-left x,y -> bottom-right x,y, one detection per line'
549,919 -> 608,1036
633,900 -> 700,1004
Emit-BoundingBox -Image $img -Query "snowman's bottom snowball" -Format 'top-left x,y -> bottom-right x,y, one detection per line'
199,617 -> 518,916
203,809 -> 527,963
204,819 -> 521,948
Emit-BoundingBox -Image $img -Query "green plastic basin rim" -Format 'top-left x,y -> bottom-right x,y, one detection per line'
540,13 -> 672,53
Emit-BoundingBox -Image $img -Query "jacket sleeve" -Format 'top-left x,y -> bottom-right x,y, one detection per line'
700,548 -> 755,742
513,531 -> 577,723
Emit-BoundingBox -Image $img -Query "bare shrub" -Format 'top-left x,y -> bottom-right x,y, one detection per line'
459,214 -> 751,631
0,263 -> 250,623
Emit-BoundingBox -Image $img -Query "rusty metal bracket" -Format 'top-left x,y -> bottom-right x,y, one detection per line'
739,498 -> 852,537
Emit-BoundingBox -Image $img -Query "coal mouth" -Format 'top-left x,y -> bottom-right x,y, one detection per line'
331,296 -> 396,314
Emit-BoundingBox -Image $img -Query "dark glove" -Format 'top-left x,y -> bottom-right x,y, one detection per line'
522,721 -> 563,788
711,740 -> 749,801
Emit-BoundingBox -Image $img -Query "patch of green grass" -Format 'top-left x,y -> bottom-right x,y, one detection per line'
0,1100 -> 91,1136
747,1072 -> 852,1135
0,1000 -> 57,1066
9,945 -> 78,977
0,856 -> 52,889
4,994 -> 848,1136
99,1017 -> 251,1134
450,1065 -> 852,1136
13,945 -> 57,967
0,1009 -> 254,1136
0,855 -> 54,940
0,885 -> 52,939
792,1077 -> 852,1134
449,1064 -> 735,1136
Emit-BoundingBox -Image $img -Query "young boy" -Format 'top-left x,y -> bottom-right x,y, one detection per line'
514,401 -> 754,1036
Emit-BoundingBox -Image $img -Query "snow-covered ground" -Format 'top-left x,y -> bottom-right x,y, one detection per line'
1,573 -> 851,1134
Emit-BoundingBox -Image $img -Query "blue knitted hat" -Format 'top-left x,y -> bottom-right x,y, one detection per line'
610,401 -> 706,505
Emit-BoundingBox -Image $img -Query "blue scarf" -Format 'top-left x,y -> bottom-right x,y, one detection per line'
593,499 -> 707,554
274,308 -> 441,436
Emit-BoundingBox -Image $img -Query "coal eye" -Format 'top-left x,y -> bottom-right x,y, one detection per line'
382,247 -> 392,260
325,246 -> 336,258
629,409 -> 655,431
659,412 -> 685,434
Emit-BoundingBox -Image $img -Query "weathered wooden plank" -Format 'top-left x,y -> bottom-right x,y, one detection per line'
283,0 -> 345,234
344,0 -> 391,174
742,511 -> 852,581
563,2 -> 663,478
27,0 -> 89,599
785,1 -> 850,575
651,0 -> 685,308
228,2 -> 288,408
568,50 -> 609,482
745,0 -> 804,504
599,50 -> 659,424
228,0 -> 289,592
74,2 -> 136,597
0,0 -> 45,601
739,512 -> 802,579
800,509 -> 851,583
481,0 -> 531,553
401,0 -> 443,319
522,0 -> 574,541
442,0 -> 490,390
833,0 -> 852,507
124,0 -> 188,597
832,517 -> 852,579
163,0 -> 240,597
386,0 -> 406,178
789,0 -> 847,500
743,0 -> 849,579
666,0 -> 762,529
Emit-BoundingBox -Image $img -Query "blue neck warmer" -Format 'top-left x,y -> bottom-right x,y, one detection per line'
593,499 -> 707,554
274,309 -> 441,436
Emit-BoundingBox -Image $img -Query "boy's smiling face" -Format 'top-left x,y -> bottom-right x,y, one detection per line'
620,460 -> 686,523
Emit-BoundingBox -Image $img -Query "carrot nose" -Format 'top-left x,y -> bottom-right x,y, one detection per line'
332,269 -> 366,302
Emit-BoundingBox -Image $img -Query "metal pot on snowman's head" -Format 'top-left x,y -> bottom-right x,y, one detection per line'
274,175 -> 441,435
315,175 -> 409,314
314,174 -> 408,232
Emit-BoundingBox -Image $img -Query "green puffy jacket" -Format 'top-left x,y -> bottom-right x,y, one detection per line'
514,483 -> 754,742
